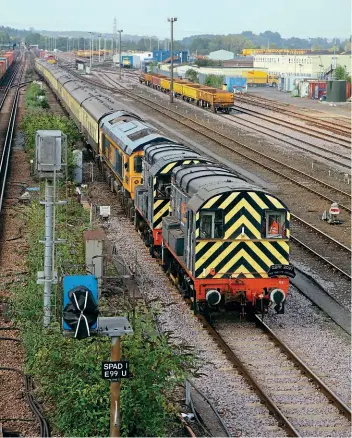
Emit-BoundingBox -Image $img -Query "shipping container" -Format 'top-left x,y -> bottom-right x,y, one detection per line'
308,80 -> 327,99
225,76 -> 247,92
297,80 -> 309,97
0,57 -> 8,70
4,53 -> 13,67
132,55 -> 141,69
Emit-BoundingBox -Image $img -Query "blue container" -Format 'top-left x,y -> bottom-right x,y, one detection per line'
225,76 -> 247,92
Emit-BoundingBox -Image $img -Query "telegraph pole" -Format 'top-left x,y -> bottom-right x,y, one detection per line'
167,17 -> 177,103
117,30 -> 123,79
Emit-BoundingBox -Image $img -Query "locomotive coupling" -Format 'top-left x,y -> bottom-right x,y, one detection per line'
206,290 -> 222,306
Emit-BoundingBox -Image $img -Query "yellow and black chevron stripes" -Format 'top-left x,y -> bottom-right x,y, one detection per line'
160,159 -> 200,174
196,191 -> 289,240
153,199 -> 170,228
195,240 -> 289,278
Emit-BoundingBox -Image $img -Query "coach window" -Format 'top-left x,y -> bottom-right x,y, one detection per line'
264,211 -> 286,238
200,210 -> 223,239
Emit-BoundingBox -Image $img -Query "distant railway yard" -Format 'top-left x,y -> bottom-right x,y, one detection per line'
0,47 -> 350,438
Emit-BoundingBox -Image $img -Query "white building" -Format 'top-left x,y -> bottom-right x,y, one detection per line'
208,50 -> 235,61
253,54 -> 351,78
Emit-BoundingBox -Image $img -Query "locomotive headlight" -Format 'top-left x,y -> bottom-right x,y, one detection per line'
270,289 -> 285,304
206,290 -> 222,306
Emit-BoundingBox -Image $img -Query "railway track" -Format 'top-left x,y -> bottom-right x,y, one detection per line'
0,61 -> 24,213
229,105 -> 351,149
223,113 -> 350,170
202,314 -> 351,437
56,65 -> 352,281
236,94 -> 351,137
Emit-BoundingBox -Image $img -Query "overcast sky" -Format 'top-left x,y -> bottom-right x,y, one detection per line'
2,0 -> 351,39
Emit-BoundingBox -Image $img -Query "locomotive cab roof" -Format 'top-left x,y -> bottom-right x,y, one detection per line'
172,164 -> 263,212
145,143 -> 208,174
100,111 -> 172,155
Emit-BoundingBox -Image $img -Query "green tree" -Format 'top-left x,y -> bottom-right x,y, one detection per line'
334,65 -> 351,82
25,32 -> 42,45
204,74 -> 224,89
0,31 -> 10,44
185,68 -> 199,82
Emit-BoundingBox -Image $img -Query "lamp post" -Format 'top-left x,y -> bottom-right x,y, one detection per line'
98,34 -> 101,63
117,30 -> 123,79
89,32 -> 94,69
167,17 -> 177,103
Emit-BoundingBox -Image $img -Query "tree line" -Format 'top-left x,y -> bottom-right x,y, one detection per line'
1,25 -> 350,55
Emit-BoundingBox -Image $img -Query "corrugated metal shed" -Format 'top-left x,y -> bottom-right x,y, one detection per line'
208,50 -> 235,61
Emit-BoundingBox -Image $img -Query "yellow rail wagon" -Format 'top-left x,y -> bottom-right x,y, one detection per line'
198,88 -> 234,113
173,80 -> 189,95
160,77 -> 171,91
181,83 -> 204,101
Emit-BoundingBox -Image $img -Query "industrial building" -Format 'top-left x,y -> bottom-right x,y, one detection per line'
253,53 -> 351,78
152,49 -> 188,64
208,50 -> 235,61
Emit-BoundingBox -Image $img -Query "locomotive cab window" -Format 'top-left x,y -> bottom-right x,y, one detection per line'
200,210 -> 224,239
134,156 -> 143,173
264,211 -> 285,238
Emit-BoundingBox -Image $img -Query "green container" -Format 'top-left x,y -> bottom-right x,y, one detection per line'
326,80 -> 347,102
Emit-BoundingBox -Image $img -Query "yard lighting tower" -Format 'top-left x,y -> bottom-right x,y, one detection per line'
117,30 -> 123,79
167,17 -> 177,103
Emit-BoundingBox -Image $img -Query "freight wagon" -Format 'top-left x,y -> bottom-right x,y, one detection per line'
140,72 -> 234,113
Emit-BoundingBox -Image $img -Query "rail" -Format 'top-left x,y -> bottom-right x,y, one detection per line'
254,315 -> 351,421
236,94 -> 351,136
230,104 -> 351,148
195,314 -> 301,437
0,62 -> 25,214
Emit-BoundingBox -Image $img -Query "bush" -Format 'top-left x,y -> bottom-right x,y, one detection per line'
185,68 -> 199,83
121,310 -> 196,436
204,74 -> 225,89
25,82 -> 49,109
